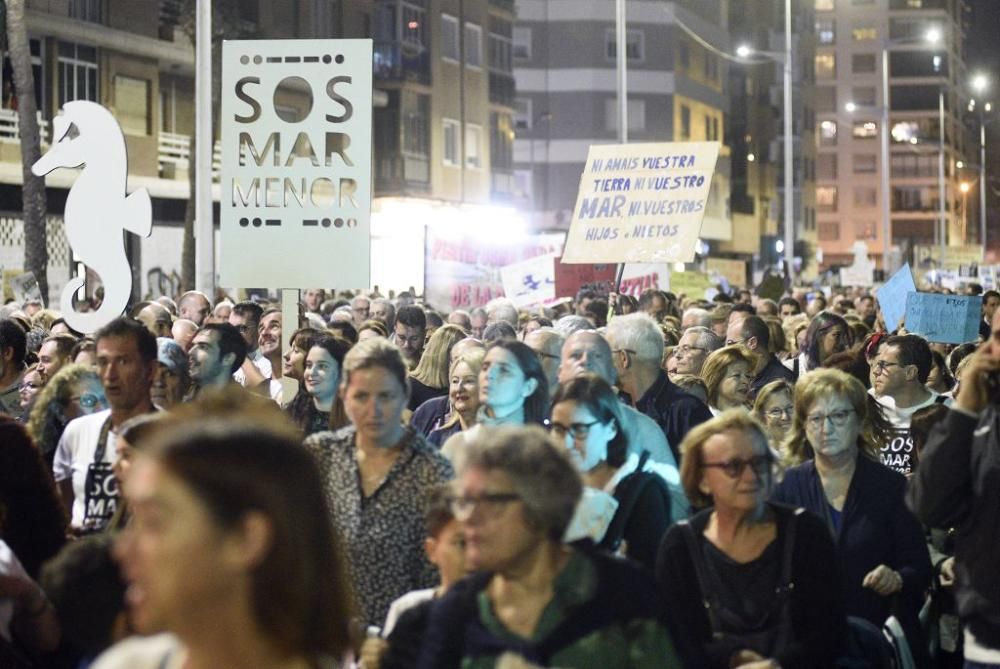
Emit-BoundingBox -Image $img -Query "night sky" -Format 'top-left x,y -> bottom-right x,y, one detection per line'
966,0 -> 1000,75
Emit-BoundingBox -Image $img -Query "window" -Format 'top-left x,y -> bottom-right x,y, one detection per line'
680,105 -> 691,139
854,187 -> 878,208
512,27 -> 531,60
605,29 -> 644,63
818,222 -> 840,241
819,120 -> 838,146
853,154 -> 877,173
69,0 -> 102,23
2,38 -> 44,112
114,76 -> 149,135
852,86 -> 877,107
514,98 -> 532,130
891,121 -> 921,144
817,186 -> 838,212
817,154 -> 838,179
815,53 -> 836,78
402,91 -> 430,158
401,3 -> 426,49
679,42 -> 690,69
441,15 -> 459,61
58,42 -> 98,106
852,26 -> 878,41
442,118 -> 459,166
465,124 -> 482,168
852,121 -> 878,139
892,153 -> 938,178
817,19 -> 836,44
815,0 -> 835,10
855,220 -> 877,240
465,23 -> 482,68
852,54 -> 876,73
704,54 -> 719,82
489,30 -> 512,73
605,98 -> 646,133
490,112 -> 513,173
816,86 -> 836,112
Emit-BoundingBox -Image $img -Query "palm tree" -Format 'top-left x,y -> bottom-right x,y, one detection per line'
4,0 -> 49,302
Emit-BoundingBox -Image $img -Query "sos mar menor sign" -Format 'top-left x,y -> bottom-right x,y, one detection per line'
220,39 -> 373,289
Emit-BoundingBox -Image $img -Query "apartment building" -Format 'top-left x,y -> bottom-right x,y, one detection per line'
512,0 -> 734,248
726,0 -> 819,278
813,0 -> 973,271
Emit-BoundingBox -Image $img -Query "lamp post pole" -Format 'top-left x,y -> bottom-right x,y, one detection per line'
880,44 -> 892,275
938,89 -> 946,268
195,0 -> 214,297
980,115 -> 987,247
783,0 -> 794,285
616,0 -> 628,145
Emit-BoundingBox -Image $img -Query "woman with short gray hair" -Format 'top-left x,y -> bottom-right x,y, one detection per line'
416,425 -> 681,668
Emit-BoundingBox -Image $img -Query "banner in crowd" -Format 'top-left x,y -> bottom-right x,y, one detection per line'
670,271 -> 713,299
424,228 -> 565,311
500,254 -> 558,308
552,260 -> 669,299
914,244 -> 984,269
562,142 -> 720,265
619,264 -> 670,297
220,39 -> 373,288
706,258 -> 747,290
877,264 -> 916,332
904,293 -> 983,344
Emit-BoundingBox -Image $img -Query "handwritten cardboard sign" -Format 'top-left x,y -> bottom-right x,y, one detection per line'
670,271 -> 714,300
500,254 -> 558,307
562,142 -> 720,264
877,264 -> 916,332
553,260 -> 617,299
904,293 -> 983,344
706,258 -> 747,289
220,39 -> 373,288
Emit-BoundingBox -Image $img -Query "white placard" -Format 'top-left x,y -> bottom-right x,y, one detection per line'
500,253 -> 558,307
220,39 -> 373,288
563,142 -> 720,264
839,241 -> 875,288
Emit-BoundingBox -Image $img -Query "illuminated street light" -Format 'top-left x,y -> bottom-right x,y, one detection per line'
736,45 -> 752,59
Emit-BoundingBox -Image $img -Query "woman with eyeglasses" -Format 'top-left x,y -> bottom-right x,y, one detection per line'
700,345 -> 756,416
784,311 -> 851,379
304,337 -> 454,627
17,363 -> 44,422
441,339 -> 549,471
656,410 -> 847,668
752,379 -> 795,456
26,363 -> 108,468
773,369 -> 932,665
418,425 -> 682,669
551,374 -> 673,570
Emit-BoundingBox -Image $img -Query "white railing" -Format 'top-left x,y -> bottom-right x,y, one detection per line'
0,108 -> 50,145
157,131 -> 221,181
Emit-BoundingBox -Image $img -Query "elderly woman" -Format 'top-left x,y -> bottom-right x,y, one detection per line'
428,350 -> 485,448
26,363 -> 108,466
304,338 -> 454,626
773,369 -> 932,665
752,379 -> 795,456
701,345 -> 756,415
785,311 -> 850,379
417,425 -> 681,668
408,325 -> 467,412
656,411 -> 846,668
96,402 -> 356,668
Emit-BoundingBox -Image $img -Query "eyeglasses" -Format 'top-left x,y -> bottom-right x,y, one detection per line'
70,394 -> 107,409
873,360 -> 904,375
676,344 -> 707,356
805,409 -> 855,430
549,420 -> 601,440
702,455 -> 773,479
765,406 -> 794,420
725,338 -> 746,347
19,382 -> 42,392
449,492 -> 521,521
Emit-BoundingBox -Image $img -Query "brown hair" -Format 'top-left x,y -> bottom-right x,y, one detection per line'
679,409 -> 771,509
701,345 -> 756,407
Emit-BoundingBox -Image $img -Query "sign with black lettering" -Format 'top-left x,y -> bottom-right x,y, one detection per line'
220,40 -> 373,288
879,428 -> 917,477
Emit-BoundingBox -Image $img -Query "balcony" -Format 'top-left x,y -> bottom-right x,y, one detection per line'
488,0 -> 515,12
489,72 -> 515,108
374,42 -> 431,85
375,153 -> 430,195
157,131 -> 221,181
0,109 -> 49,145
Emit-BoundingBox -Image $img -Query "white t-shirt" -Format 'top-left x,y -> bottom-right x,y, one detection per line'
53,409 -> 117,529
232,348 -> 273,386
0,539 -> 30,642
92,634 -> 184,669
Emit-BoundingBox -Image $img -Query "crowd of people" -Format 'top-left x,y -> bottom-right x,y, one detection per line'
0,281 -> 997,669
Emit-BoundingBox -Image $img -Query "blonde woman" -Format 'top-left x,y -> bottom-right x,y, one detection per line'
427,349 -> 485,448
407,324 -> 467,412
700,345 -> 756,415
26,364 -> 107,466
752,379 -> 795,456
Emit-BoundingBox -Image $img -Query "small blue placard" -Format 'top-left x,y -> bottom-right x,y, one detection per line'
878,264 -> 916,332
904,293 -> 983,344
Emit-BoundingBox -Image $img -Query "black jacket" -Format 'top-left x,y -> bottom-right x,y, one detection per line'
908,407 -> 1000,649
630,371 -> 712,463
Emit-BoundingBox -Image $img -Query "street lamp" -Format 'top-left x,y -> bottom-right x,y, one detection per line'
736,27 -> 794,285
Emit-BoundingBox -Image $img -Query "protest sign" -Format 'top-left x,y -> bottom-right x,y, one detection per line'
619,263 -> 670,298
424,228 -> 564,312
706,258 -> 747,289
9,272 -> 43,305
904,293 -> 983,344
553,260 -> 617,299
500,254 -> 558,307
670,271 -> 713,300
914,244 -> 983,269
755,275 -> 785,302
839,241 -> 874,287
220,39 -> 373,288
562,142 -> 720,264
877,264 -> 916,332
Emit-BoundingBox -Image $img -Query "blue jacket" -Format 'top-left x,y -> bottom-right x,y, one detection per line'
772,454 -> 931,628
